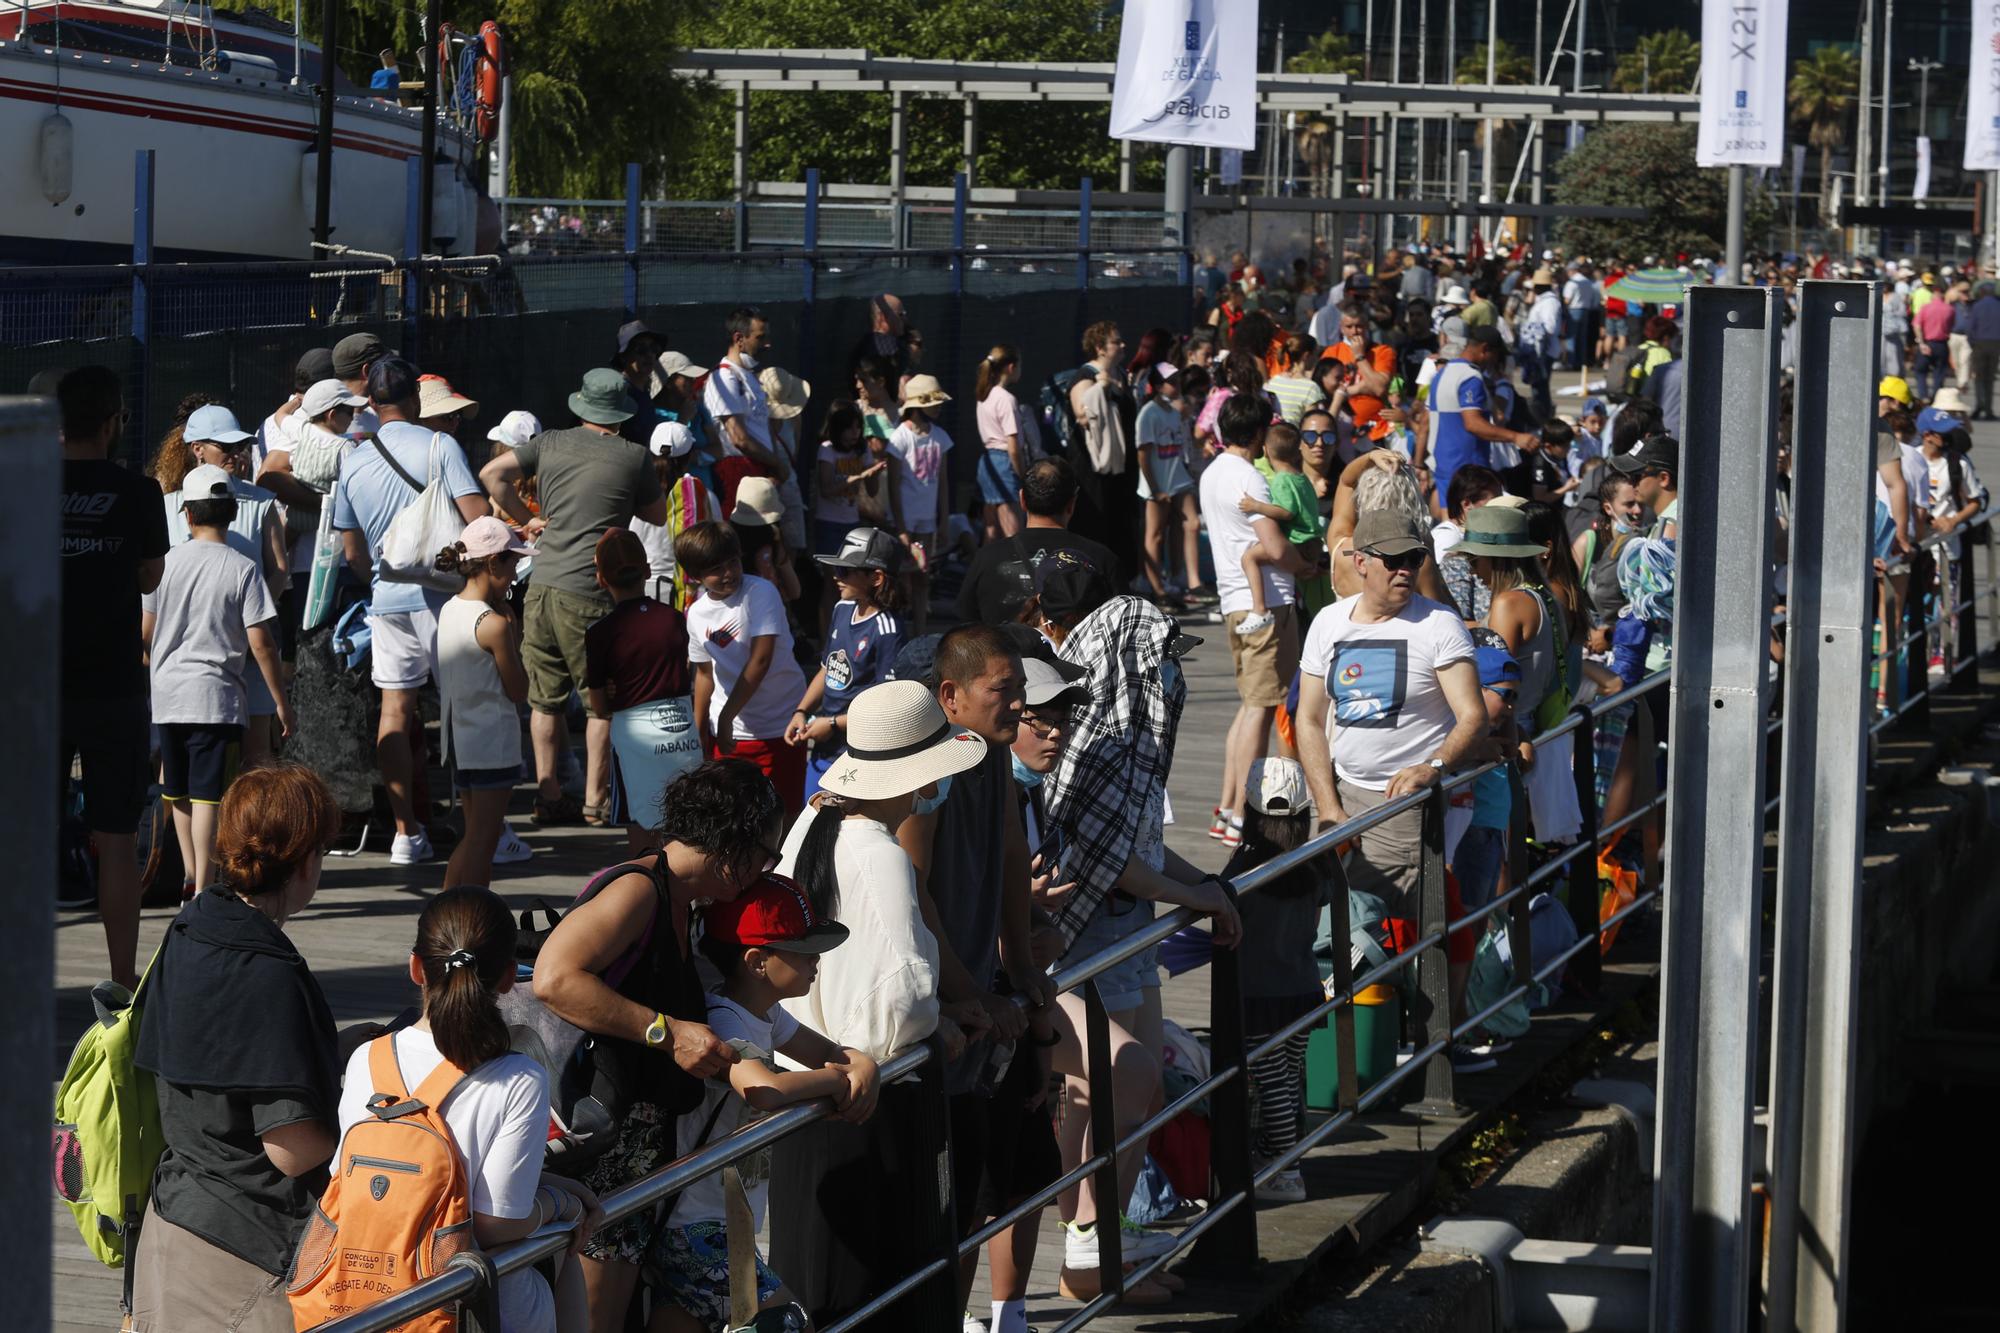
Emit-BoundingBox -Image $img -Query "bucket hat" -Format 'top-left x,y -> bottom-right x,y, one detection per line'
569,367 -> 636,425
759,366 -> 812,420
1351,509 -> 1427,558
730,476 -> 785,527
819,680 -> 988,799
1459,505 -> 1549,559
900,374 -> 952,411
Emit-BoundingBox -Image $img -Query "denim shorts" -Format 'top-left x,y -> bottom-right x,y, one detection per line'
454,763 -> 521,793
977,448 -> 1021,507
1065,896 -> 1160,1010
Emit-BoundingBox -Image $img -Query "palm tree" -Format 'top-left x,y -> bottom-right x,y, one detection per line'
1453,41 -> 1534,87
1287,30 -> 1364,77
1612,29 -> 1701,94
1789,47 -> 1861,220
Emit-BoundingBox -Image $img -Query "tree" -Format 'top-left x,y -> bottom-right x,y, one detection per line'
1789,46 -> 1860,221
1612,29 -> 1700,95
1552,123 -> 1776,259
1287,30 -> 1363,77
1454,40 -> 1534,87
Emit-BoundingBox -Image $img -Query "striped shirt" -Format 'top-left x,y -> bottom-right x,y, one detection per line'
1264,375 -> 1326,426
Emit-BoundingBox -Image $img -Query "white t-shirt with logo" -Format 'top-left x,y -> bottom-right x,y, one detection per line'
888,420 -> 954,533
702,359 -> 773,456
1199,451 -> 1295,616
686,573 -> 809,741
1301,593 -> 1476,790
666,994 -> 800,1232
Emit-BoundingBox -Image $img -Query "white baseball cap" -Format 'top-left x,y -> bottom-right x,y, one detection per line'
649,420 -> 697,458
301,378 -> 366,419
1246,756 -> 1310,816
486,409 -> 542,449
180,463 -> 234,507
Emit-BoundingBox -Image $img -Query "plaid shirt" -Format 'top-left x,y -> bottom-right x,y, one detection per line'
1044,597 -> 1188,945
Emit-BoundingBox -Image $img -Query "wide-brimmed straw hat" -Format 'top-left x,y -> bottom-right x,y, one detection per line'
759,365 -> 812,419
819,680 -> 988,799
900,374 -> 952,411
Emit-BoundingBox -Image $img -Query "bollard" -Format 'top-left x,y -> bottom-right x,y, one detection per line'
1408,788 -> 1464,1118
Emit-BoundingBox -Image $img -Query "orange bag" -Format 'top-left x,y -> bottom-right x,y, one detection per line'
288,1035 -> 473,1332
1597,848 -> 1639,953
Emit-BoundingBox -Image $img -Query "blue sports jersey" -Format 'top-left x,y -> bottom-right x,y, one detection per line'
1427,359 -> 1492,501
822,601 -> 901,717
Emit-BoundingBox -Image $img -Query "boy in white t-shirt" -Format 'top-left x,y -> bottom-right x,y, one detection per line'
677,520 -> 811,814
654,875 -> 881,1333
888,374 -> 955,634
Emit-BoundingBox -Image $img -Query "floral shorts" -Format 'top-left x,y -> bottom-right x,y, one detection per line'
578,1102 -> 674,1265
648,1221 -> 792,1331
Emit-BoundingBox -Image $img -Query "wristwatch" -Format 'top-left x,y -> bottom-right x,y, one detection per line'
1426,757 -> 1446,774
644,1012 -> 669,1048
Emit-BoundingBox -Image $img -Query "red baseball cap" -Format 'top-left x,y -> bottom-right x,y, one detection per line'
703,874 -> 850,954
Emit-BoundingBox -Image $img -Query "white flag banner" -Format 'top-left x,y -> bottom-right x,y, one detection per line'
1108,0 -> 1259,152
1695,0 -> 1788,167
1915,135 -> 1933,199
1968,3 -> 2000,170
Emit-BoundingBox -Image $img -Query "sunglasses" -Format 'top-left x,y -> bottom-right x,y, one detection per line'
1368,549 -> 1426,571
1299,430 -> 1334,445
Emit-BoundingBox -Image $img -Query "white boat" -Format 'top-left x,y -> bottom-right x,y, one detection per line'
0,0 -> 491,262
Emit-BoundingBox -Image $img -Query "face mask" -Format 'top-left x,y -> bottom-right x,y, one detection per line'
872,332 -> 900,356
1010,753 -> 1045,789
911,775 -> 952,815
738,352 -> 759,370
1612,516 -> 1639,535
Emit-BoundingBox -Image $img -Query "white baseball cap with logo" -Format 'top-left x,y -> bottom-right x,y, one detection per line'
486,409 -> 542,449
301,378 -> 367,419
180,463 -> 235,508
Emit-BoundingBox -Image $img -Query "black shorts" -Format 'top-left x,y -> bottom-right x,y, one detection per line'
158,722 -> 242,803
60,694 -> 152,835
950,1048 -> 1063,1234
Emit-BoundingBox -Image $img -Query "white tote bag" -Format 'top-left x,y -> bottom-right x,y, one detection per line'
375,432 -> 466,593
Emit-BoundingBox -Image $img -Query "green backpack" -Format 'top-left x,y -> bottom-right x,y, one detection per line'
52,946 -> 164,1269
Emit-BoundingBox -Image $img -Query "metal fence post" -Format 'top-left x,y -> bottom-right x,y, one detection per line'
1652,284 -> 1784,1333
1408,788 -> 1464,1118
130,149 -> 154,463
1326,855 -> 1361,1113
1076,175 -> 1093,295
1503,761 -> 1533,995
622,161 -> 641,322
1082,979 -> 1125,1290
1954,535 -> 1981,681
950,172 -> 967,300
1565,705 -> 1603,997
799,167 -> 820,504
1766,282 -> 1876,1333
1192,923 -> 1258,1270
443,1251 -> 501,1333
401,155 -> 423,363
1904,552 -> 1932,727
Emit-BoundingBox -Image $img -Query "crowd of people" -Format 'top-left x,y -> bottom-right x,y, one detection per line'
53,226 -> 1986,1332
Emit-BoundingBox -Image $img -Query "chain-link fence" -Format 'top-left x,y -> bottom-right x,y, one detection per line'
4,240 -> 1190,478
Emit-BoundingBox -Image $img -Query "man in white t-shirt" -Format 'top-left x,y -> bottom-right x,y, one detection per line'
702,306 -> 792,481
1197,392 -> 1311,843
1296,510 -> 1485,917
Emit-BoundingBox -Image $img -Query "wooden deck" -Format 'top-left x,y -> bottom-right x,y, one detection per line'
50,637 -> 1654,1331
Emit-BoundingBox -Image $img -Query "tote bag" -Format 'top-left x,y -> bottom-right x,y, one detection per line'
375,433 -> 466,593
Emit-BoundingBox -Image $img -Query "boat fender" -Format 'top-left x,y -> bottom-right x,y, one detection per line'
39,110 -> 73,206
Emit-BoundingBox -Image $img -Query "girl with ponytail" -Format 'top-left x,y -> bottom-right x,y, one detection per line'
334,886 -> 600,1330
973,344 -> 1028,539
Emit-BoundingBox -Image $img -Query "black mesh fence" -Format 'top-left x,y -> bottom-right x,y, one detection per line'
2,249 -> 1190,482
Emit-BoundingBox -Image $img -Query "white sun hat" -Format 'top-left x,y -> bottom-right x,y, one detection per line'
819,680 -> 989,799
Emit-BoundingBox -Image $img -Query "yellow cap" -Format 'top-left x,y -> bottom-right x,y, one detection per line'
1878,375 -> 1913,405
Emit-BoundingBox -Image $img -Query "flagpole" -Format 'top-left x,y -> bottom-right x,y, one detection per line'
1726,165 -> 1745,287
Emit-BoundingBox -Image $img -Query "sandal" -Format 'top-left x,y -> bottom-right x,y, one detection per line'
581,801 -> 612,828
533,793 -> 584,827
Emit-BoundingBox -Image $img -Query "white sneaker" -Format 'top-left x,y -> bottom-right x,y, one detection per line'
1234,610 -> 1274,638
1254,1168 -> 1307,1204
963,1318 -> 988,1333
492,823 -> 535,865
389,830 -> 435,866
1062,1218 -> 1174,1270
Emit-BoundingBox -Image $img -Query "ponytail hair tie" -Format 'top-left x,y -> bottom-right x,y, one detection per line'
441,948 -> 477,973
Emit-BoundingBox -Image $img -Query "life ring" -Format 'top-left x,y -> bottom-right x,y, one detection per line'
475,21 -> 504,142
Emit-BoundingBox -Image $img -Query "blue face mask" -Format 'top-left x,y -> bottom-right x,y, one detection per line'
1010,753 -> 1046,789
911,774 -> 952,815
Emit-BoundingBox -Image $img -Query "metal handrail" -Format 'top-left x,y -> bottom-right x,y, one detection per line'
314,524 -> 1995,1331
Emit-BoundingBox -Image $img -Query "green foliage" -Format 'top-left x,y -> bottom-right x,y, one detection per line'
1552,123 -> 1775,259
1454,40 -> 1533,87
1789,45 -> 1860,151
1287,30 -> 1363,77
1611,29 -> 1700,95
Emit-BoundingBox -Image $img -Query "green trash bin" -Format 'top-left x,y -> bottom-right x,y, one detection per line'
1304,984 -> 1402,1111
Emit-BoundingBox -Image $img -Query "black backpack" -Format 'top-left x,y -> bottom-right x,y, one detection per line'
1039,366 -> 1090,457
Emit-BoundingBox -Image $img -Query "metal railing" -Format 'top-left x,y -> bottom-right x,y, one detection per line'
310,512 -> 1995,1332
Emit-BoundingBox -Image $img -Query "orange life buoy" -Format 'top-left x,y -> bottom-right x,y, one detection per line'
475,21 -> 504,141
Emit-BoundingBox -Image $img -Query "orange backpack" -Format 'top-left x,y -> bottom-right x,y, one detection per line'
288,1034 -> 473,1333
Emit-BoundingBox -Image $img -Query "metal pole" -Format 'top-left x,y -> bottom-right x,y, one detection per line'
1726,166 -> 1746,287
1119,136 -> 1134,194
1269,19 -> 1285,194
622,162 -> 640,323
0,392 -> 56,1333
1879,0 -> 1894,209
489,73 -> 512,202
1857,0 -> 1873,210
889,90 -> 907,246
1482,0 -> 1498,217
732,84 -> 748,253
800,166 -> 819,472
1651,284 -> 1784,1333
1389,0 -> 1402,248
1453,149 -> 1470,253
1765,280 -> 1875,1333
312,0 -> 336,247
418,0 -> 440,254
1416,0 -> 1428,203
1408,791 -> 1464,1117
1165,144 -> 1192,290
401,155 -> 422,361
950,171 -> 968,301
131,149 -> 153,457
962,95 -> 979,191
1076,175 -> 1092,295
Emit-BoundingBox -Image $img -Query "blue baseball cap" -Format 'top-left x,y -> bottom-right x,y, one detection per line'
1475,645 -> 1520,693
1916,406 -> 1962,436
1582,396 -> 1608,419
183,404 -> 252,445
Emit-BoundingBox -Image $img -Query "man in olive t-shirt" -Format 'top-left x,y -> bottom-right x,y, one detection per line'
479,367 -> 667,823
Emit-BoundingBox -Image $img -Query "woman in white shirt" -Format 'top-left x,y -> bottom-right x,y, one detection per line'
766,681 -> 991,1327
326,888 -> 599,1332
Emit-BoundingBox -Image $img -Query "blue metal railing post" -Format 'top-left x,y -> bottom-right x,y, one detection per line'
401,155 -> 423,362
950,171 -> 967,299
799,167 -> 820,506
1565,703 -> 1604,997
623,161 -> 641,322
1076,174 -> 1093,294
129,149 -> 154,464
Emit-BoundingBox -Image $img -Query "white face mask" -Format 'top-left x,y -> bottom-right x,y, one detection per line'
737,352 -> 759,370
910,775 -> 952,816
